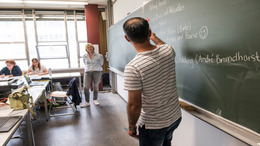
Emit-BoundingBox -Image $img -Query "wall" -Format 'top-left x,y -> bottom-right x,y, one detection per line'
85,4 -> 100,48
173,110 -> 248,146
116,74 -> 128,101
111,0 -> 249,146
112,0 -> 143,23
85,4 -> 103,90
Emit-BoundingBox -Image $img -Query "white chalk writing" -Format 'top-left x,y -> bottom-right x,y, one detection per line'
168,3 -> 185,14
215,52 -> 260,64
176,52 -> 260,67
149,2 -> 184,15
164,25 -> 208,42
149,0 -> 169,11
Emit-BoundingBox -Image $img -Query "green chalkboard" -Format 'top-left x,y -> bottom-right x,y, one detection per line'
107,0 -> 260,133
107,8 -> 142,72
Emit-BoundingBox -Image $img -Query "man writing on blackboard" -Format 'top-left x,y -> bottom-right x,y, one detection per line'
123,17 -> 182,146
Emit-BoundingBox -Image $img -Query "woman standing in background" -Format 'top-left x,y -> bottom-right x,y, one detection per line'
0,60 -> 22,78
27,58 -> 48,75
81,43 -> 103,107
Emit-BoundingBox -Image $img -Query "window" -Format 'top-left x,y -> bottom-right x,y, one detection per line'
0,9 -> 87,71
0,10 -> 28,69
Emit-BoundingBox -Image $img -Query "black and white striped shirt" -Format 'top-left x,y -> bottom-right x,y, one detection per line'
124,44 -> 181,129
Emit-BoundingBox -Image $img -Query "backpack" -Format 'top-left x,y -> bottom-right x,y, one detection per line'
8,86 -> 36,120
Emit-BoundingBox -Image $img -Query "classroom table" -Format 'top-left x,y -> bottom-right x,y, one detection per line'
30,72 -> 82,97
30,73 -> 82,120
0,108 -> 35,146
28,82 -> 50,121
0,79 -> 50,146
51,72 -> 82,97
0,76 -> 50,120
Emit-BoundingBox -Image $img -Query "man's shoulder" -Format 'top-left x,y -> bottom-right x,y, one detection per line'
158,44 -> 172,49
125,60 -> 136,69
125,57 -> 141,71
158,44 -> 175,54
127,55 -> 142,66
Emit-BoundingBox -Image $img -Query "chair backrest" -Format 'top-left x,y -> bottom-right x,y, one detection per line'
68,78 -> 77,90
66,77 -> 81,106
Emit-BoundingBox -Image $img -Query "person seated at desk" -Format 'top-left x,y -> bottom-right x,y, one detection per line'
0,60 -> 22,78
27,58 -> 48,75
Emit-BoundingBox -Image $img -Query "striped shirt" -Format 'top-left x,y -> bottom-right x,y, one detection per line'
124,44 -> 181,129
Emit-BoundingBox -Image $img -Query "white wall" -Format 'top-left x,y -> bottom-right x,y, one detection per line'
116,74 -> 128,101
173,110 -> 248,146
111,0 -> 249,146
112,0 -> 143,23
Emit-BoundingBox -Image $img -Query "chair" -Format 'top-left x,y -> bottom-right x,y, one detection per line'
49,77 -> 81,117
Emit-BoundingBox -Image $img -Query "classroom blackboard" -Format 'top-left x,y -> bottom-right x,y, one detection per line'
107,8 -> 142,72
107,0 -> 260,134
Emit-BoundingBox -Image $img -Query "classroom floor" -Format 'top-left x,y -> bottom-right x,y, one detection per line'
7,87 -> 139,146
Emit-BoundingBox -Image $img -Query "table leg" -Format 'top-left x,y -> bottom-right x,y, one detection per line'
26,112 -> 35,146
43,90 -> 49,121
79,76 -> 82,97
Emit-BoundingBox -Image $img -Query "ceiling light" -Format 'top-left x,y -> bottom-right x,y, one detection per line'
0,0 -> 88,5
25,1 -> 88,5
0,0 -> 23,3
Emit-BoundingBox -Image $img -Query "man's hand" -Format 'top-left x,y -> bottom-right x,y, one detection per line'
127,126 -> 139,139
149,31 -> 165,45
127,90 -> 142,139
150,32 -> 157,41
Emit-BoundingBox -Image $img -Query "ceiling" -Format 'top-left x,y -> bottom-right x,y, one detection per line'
0,0 -> 108,10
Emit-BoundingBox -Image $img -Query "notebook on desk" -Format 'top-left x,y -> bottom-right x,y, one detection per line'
31,77 -> 51,81
24,74 -> 46,87
0,78 -> 13,82
0,116 -> 22,132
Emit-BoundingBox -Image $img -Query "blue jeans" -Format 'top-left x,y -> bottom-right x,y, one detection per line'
83,71 -> 102,102
139,117 -> 182,146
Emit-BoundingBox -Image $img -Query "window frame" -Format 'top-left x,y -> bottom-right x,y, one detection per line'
0,9 -> 87,70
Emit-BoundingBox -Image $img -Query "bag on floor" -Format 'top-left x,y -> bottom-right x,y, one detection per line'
51,82 -> 63,91
8,86 -> 36,120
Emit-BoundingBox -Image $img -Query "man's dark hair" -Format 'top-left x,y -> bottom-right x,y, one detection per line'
123,17 -> 150,43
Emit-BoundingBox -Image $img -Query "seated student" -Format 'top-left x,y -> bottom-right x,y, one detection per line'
0,60 -> 22,78
27,58 -> 48,75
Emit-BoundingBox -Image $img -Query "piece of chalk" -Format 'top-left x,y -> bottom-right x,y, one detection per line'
179,101 -> 195,111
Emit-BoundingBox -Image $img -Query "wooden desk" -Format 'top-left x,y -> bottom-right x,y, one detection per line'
0,109 -> 35,146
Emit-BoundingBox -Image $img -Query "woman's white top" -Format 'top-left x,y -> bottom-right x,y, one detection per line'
83,53 -> 104,72
28,65 -> 46,75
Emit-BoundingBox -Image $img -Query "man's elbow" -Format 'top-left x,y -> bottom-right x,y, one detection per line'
127,102 -> 142,110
